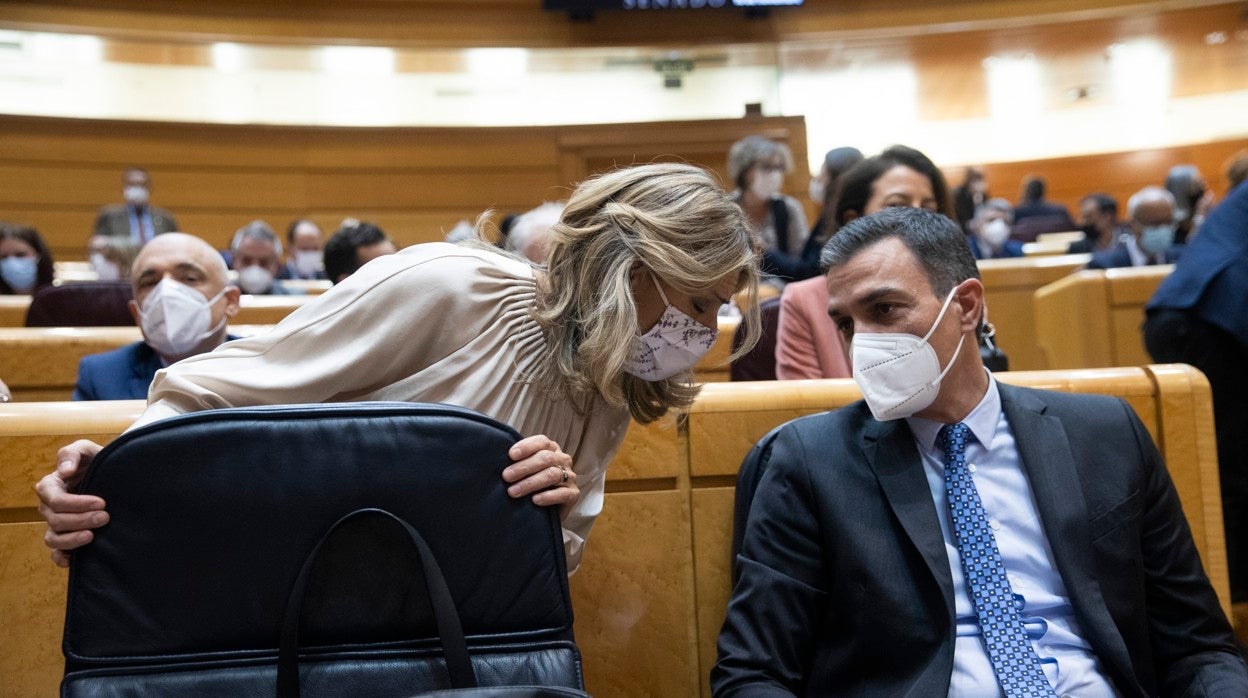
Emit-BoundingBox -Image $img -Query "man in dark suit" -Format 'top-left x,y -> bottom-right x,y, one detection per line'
73,233 -> 239,401
1010,176 -> 1076,242
1087,186 -> 1184,270
92,167 -> 179,245
713,207 -> 1246,696
1145,180 -> 1248,603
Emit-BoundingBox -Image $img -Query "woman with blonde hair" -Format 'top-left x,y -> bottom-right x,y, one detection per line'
38,162 -> 760,574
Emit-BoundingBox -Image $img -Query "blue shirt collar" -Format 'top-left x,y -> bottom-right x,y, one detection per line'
905,372 -> 1001,454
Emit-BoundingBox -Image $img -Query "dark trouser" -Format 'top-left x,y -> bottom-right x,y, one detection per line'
1144,308 -> 1248,602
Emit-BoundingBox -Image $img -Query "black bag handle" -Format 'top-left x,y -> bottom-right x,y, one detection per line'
276,508 -> 478,696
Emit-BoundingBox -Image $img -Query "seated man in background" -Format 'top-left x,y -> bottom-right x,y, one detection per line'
1087,186 -> 1184,269
966,198 -> 1023,259
279,218 -> 326,280
323,221 -> 396,284
714,207 -> 1246,696
92,167 -> 178,246
506,202 -> 564,264
73,233 -> 240,401
1069,193 -> 1124,254
229,220 -> 294,295
1011,175 -> 1076,241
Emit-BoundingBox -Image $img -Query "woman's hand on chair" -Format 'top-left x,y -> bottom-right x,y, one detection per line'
502,435 -> 579,519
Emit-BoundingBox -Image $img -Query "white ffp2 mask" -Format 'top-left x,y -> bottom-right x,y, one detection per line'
139,278 -> 227,360
851,287 -> 966,421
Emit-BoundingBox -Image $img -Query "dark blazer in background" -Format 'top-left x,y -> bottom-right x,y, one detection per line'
713,383 -> 1246,697
1086,240 -> 1184,270
93,204 -> 179,240
73,341 -> 164,401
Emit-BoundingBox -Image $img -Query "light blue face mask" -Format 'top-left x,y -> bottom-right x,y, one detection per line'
1140,225 -> 1176,256
1,256 -> 38,293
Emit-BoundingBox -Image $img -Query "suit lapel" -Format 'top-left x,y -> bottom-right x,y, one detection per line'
863,419 -> 954,618
998,385 -> 1136,688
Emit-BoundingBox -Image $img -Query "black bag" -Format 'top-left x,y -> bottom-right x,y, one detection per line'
61,402 -> 587,697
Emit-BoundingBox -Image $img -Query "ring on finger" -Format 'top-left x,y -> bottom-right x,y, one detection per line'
560,466 -> 570,484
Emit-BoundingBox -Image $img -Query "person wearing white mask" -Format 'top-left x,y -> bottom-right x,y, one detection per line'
92,167 -> 179,246
967,198 -> 1024,260
1088,186 -> 1185,269
279,219 -> 327,281
72,233 -> 240,400
86,235 -> 140,282
714,206 -> 1247,696
229,220 -> 295,295
727,135 -> 808,285
0,222 -> 55,295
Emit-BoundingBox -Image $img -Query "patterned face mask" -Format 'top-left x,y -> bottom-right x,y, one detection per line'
624,272 -> 718,382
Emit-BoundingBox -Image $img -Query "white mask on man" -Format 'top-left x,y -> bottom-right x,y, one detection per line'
293,250 -> 322,278
749,170 -> 784,200
124,186 -> 150,207
851,287 -> 966,421
237,265 -> 274,294
980,219 -> 1011,250
90,253 -> 122,282
138,278 -> 227,360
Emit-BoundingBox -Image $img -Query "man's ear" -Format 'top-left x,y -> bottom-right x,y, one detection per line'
955,279 -> 985,335
127,299 -> 141,327
222,286 -> 241,318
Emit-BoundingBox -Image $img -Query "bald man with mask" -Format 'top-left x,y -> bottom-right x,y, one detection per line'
73,233 -> 240,401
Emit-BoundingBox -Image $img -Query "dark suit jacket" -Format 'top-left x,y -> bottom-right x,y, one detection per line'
967,235 -> 1024,260
73,335 -> 239,401
1087,241 -> 1184,270
73,341 -> 164,401
1147,181 -> 1248,347
713,384 -> 1246,697
93,204 -> 179,241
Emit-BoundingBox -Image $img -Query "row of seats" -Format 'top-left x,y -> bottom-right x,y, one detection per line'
0,256 -> 1165,402
0,365 -> 1230,697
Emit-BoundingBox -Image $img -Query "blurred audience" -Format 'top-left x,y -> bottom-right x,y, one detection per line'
727,135 -> 808,283
280,219 -> 326,281
93,167 -> 178,245
323,221 -> 396,284
1165,164 -> 1214,242
0,376 -> 9,402
775,145 -> 949,380
966,198 -> 1023,259
952,166 -> 989,232
1226,150 -> 1248,190
1145,181 -> 1248,600
0,222 -> 55,295
229,220 -> 292,295
1069,193 -> 1123,253
87,235 -> 141,282
1012,175 -> 1076,241
778,146 -> 866,282
73,233 -> 240,401
506,202 -> 564,264
1087,186 -> 1183,269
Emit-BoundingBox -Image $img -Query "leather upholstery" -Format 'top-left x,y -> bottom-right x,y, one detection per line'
729,297 -> 781,382
61,402 -> 582,695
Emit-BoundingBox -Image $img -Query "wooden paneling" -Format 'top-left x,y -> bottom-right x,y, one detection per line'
978,253 -> 1090,371
0,114 -> 807,260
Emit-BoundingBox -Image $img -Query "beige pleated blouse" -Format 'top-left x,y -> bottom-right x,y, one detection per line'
134,243 -> 631,572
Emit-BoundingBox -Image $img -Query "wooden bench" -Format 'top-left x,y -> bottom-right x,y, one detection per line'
977,254 -> 1090,371
0,365 -> 1229,696
0,294 -> 315,329
1034,265 -> 1172,369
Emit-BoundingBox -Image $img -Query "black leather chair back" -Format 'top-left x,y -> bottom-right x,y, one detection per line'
62,402 -> 581,695
730,296 -> 782,382
26,280 -> 134,326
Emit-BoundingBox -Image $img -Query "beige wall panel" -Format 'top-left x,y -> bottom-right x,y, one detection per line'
978,254 -> 1089,371
609,418 -> 683,481
0,522 -> 68,697
570,489 -> 699,698
691,486 -> 735,698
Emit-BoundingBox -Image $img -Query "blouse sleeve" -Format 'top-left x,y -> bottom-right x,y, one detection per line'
132,247 -> 502,429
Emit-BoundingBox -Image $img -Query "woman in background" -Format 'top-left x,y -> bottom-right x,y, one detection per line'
0,222 -> 55,294
727,135 -> 808,285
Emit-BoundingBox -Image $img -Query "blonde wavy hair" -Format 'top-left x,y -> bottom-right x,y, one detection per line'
532,163 -> 761,424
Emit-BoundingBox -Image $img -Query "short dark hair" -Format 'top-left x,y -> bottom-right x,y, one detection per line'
324,222 -> 389,283
0,221 -> 55,294
1022,176 -> 1046,203
832,145 -> 951,228
820,206 -> 979,298
1080,193 -> 1118,219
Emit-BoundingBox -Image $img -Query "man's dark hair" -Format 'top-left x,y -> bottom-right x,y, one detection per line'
1022,176 -> 1046,203
1080,192 -> 1118,219
832,145 -> 952,228
820,206 -> 979,297
324,222 -> 389,284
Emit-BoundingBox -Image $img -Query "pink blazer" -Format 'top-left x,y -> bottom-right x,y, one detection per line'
774,276 -> 851,380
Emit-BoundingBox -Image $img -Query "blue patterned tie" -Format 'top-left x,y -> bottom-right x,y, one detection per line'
939,423 -> 1055,697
